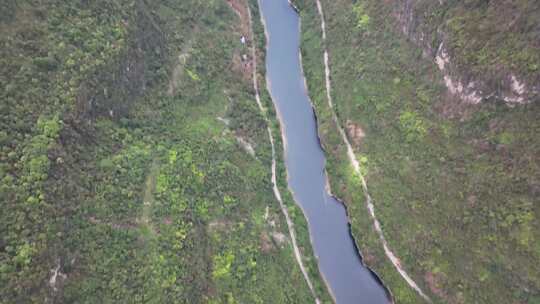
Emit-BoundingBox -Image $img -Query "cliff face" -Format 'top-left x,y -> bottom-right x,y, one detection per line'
392,0 -> 540,108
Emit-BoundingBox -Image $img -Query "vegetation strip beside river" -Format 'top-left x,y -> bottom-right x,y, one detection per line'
314,0 -> 431,302
246,1 -> 320,301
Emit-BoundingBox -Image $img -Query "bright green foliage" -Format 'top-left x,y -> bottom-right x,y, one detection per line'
186,68 -> 201,81
13,243 -> 35,267
353,3 -> 370,30
213,251 -> 235,279
399,111 -> 427,143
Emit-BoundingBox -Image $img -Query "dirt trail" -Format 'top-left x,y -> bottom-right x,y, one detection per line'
231,1 -> 321,303
141,159 -> 159,240
227,0 -> 255,82
314,0 -> 432,302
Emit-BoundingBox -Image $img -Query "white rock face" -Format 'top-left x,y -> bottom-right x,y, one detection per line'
503,74 -> 528,105
512,75 -> 526,95
435,40 -> 536,106
236,137 -> 255,157
435,43 -> 449,70
49,263 -> 67,292
396,3 -> 536,107
435,43 -> 535,106
443,76 -> 483,104
436,43 -> 483,104
271,232 -> 287,245
217,116 -> 230,126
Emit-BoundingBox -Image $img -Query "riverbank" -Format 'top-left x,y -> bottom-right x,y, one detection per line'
249,0 -> 334,302
258,0 -> 390,303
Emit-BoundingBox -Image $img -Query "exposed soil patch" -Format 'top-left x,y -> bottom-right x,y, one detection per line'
271,232 -> 288,247
362,248 -> 378,265
236,136 -> 256,156
424,272 -> 459,304
260,231 -> 273,253
227,0 -> 249,35
49,262 -> 67,294
346,120 -> 366,147
231,51 -> 253,83
208,219 -> 233,233
226,0 -> 255,82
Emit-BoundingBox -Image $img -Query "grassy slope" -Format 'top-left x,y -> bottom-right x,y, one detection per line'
295,0 -> 540,303
0,0 -> 326,302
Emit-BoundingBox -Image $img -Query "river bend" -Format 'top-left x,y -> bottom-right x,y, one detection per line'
258,0 -> 390,303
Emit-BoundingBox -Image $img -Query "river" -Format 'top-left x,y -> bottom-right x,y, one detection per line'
258,0 -> 390,303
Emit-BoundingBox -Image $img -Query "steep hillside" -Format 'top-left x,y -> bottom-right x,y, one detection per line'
395,0 -> 540,107
0,0 -> 329,302
295,0 -> 539,303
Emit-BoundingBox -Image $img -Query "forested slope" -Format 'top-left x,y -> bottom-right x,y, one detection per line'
294,0 -> 540,303
0,0 -> 326,302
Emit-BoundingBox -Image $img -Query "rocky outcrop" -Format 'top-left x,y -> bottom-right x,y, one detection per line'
434,41 -> 535,107
391,0 -> 539,107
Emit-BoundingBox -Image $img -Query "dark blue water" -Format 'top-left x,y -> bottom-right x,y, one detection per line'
258,0 -> 390,303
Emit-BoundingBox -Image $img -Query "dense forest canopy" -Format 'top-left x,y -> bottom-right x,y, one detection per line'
0,0 -> 329,302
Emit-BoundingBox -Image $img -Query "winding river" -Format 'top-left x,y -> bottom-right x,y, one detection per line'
258,0 -> 390,303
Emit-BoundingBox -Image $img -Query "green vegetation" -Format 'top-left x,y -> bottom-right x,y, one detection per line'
294,0 -> 540,303
435,1 -> 540,81
352,3 -> 370,30
399,111 -> 428,143
1,0 -> 329,302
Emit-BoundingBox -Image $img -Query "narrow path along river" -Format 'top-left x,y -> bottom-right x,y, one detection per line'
258,0 -> 390,303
